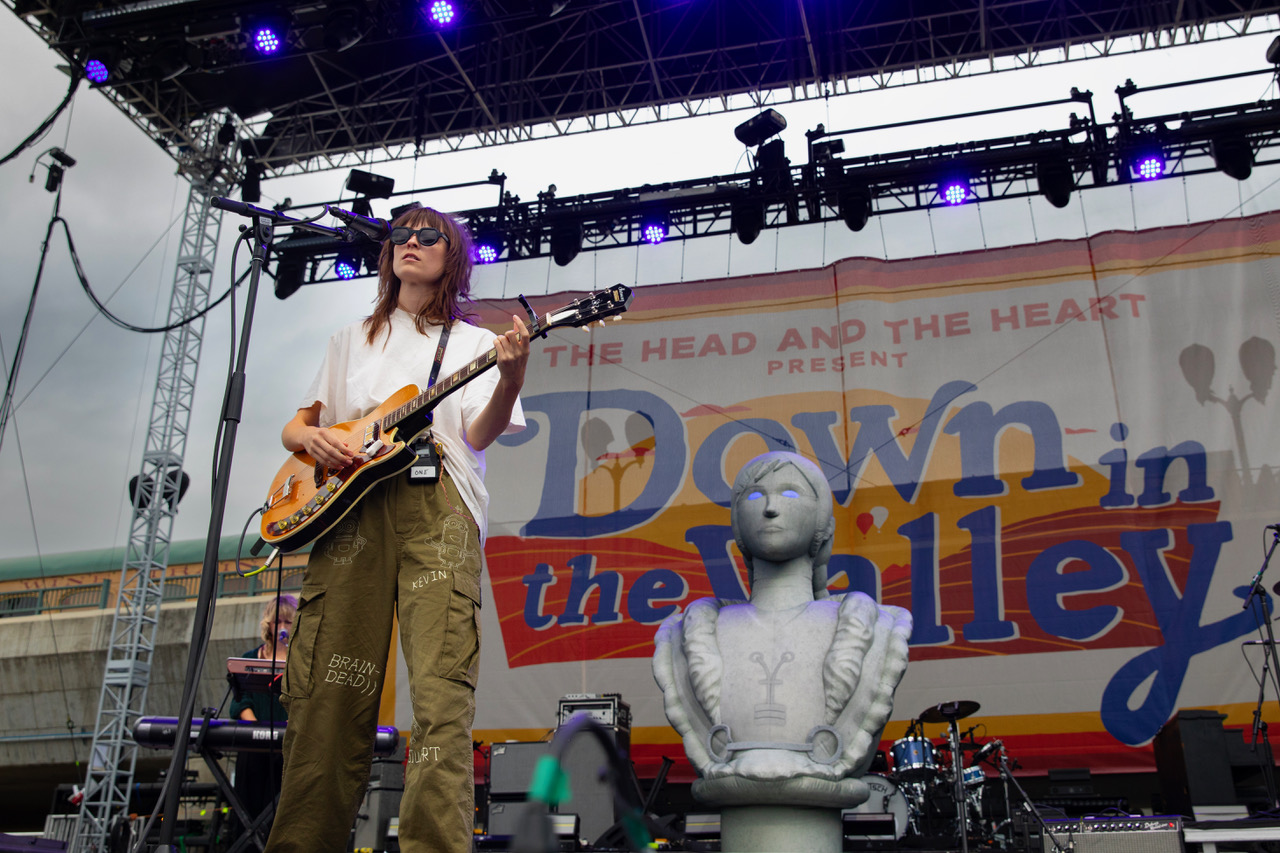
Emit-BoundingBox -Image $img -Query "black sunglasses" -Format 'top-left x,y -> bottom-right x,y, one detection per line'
389,226 -> 451,247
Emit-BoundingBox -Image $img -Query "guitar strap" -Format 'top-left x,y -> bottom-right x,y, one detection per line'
408,323 -> 451,482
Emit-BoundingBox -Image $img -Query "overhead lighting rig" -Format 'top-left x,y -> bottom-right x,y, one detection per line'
258,72 -> 1280,283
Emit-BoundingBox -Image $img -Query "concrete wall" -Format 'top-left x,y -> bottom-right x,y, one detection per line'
0,596 -> 275,829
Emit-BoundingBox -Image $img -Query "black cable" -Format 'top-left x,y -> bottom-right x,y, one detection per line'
56,216 -> 243,334
0,69 -> 82,168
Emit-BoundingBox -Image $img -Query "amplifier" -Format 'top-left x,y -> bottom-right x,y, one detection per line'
557,693 -> 631,730
1042,816 -> 1183,853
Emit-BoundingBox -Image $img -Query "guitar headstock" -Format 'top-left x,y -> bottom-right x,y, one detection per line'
525,284 -> 634,336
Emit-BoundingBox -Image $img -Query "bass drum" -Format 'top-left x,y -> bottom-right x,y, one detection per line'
847,774 -> 909,839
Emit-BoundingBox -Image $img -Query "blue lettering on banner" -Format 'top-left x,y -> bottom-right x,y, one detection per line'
503,383 -> 1246,746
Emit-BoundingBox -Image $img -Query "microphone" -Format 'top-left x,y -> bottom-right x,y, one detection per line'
973,739 -> 1002,763
327,204 -> 390,242
1243,639 -> 1276,645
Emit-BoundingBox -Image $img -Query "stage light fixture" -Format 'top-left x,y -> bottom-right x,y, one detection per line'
247,18 -> 287,55
1268,35 -> 1280,65
241,160 -> 265,203
324,6 -> 365,52
425,0 -> 457,27
85,57 -> 109,83
334,251 -> 362,280
940,180 -> 970,206
836,185 -> 872,232
1125,144 -> 1166,181
731,197 -> 765,245
1210,134 -> 1253,181
274,254 -> 307,300
550,220 -> 583,266
1035,158 -> 1074,209
473,231 -> 505,264
346,169 -> 394,199
640,209 -> 669,245
734,109 -> 787,149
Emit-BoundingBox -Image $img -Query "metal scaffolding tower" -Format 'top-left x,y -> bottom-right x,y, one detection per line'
72,164 -> 226,853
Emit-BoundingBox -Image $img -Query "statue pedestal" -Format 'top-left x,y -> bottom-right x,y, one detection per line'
720,805 -> 843,853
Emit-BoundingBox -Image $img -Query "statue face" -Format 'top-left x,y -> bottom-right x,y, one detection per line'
736,464 -> 823,564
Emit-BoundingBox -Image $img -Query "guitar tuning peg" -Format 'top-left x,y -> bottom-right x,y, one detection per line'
598,320 -> 606,327
612,315 -> 621,321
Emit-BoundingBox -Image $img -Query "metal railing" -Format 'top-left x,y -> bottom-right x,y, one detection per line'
0,566 -> 304,618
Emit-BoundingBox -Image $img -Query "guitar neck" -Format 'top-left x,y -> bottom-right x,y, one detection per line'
382,346 -> 499,436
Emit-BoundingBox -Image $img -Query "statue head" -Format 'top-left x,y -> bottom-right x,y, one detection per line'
730,452 -> 836,600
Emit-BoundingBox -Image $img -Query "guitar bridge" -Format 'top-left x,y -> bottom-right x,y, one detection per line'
265,475 -> 295,510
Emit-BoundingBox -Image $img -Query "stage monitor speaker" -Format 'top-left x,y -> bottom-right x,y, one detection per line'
488,732 -> 627,844
1042,817 -> 1183,853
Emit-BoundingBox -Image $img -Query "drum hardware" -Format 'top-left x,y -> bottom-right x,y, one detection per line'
917,700 -> 980,853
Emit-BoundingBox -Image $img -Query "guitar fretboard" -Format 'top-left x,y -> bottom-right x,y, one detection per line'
380,347 -> 499,433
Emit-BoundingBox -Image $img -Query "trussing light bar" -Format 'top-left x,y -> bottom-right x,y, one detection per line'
269,93 -> 1280,282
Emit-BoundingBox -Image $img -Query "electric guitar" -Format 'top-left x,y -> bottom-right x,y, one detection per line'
259,284 -> 634,553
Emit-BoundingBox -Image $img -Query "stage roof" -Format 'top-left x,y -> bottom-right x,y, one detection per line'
8,0 -> 1280,180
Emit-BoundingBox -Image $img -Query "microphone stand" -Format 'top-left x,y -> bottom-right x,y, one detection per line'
995,747 -> 1071,853
1244,527 -> 1280,811
154,199 -> 352,852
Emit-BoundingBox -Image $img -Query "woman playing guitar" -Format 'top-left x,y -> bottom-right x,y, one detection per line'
264,204 -> 529,853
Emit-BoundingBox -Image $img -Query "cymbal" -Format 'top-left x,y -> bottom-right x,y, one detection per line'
919,700 -> 980,723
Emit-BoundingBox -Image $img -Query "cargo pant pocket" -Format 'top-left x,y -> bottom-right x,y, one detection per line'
282,584 -> 326,700
437,571 -> 481,688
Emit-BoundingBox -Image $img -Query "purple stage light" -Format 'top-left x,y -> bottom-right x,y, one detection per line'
334,258 -> 360,280
1135,155 -> 1165,180
475,243 -> 499,264
426,0 -> 456,26
642,222 -> 666,244
942,182 -> 969,205
253,26 -> 282,54
85,59 -> 109,83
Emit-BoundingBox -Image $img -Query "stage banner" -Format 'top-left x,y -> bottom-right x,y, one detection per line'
463,211 -> 1280,775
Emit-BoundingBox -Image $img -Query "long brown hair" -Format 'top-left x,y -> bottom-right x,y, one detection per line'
363,205 -> 476,345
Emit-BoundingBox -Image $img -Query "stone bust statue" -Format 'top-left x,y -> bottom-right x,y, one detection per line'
653,452 -> 913,810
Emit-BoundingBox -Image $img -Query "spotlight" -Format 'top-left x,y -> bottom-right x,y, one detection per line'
1210,134 -> 1253,181
473,231 -> 504,264
940,180 -> 970,206
334,251 -> 362,280
85,57 -> 110,83
735,109 -> 787,148
425,0 -> 457,27
247,19 -> 287,55
324,6 -> 365,52
730,197 -> 765,245
836,185 -> 871,232
1127,147 -> 1165,181
274,254 -> 307,300
242,160 -> 265,203
1035,157 -> 1074,209
640,209 -> 669,245
1268,34 -> 1280,65
550,220 -> 583,266
346,169 -> 394,199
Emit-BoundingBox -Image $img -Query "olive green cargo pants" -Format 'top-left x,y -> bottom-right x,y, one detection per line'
264,469 -> 483,853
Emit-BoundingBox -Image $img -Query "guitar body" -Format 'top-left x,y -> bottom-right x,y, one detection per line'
260,384 -> 425,553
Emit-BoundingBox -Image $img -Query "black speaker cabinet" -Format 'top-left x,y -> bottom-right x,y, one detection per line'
487,729 -> 630,844
1153,709 -> 1237,816
1042,817 -> 1183,853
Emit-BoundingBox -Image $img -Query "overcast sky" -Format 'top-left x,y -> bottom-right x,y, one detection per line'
3,12 -> 1280,564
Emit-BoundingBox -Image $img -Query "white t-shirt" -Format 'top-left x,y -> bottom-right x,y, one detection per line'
300,308 -> 525,544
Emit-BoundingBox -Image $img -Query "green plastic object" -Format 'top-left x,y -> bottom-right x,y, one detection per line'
528,754 -> 572,806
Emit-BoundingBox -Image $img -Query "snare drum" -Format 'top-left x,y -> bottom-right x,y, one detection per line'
891,736 -> 937,780
847,774 -> 909,839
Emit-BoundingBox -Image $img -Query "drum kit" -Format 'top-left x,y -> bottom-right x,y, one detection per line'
858,700 -> 1017,849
